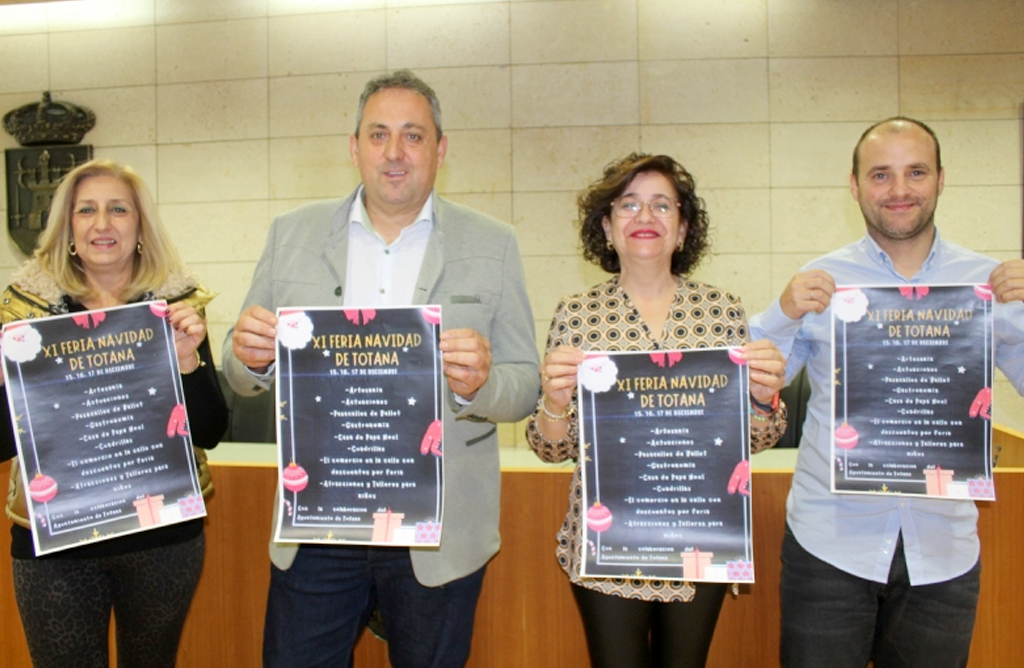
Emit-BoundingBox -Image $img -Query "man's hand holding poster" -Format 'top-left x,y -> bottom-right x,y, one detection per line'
578,348 -> 755,583
831,284 -> 995,499
274,306 -> 444,545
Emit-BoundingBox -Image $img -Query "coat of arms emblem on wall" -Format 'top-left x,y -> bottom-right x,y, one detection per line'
3,92 -> 95,255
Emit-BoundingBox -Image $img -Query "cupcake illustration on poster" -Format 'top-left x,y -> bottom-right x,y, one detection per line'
833,288 -> 869,473
277,310 -> 315,512
580,355 -> 619,540
2,324 -> 58,508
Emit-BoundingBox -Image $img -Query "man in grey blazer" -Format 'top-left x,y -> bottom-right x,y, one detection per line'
223,70 -> 539,668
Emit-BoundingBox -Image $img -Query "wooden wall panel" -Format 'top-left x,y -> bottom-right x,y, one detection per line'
0,459 -> 31,666
0,460 -> 1022,667
994,426 -> 1024,467
177,465 -> 277,667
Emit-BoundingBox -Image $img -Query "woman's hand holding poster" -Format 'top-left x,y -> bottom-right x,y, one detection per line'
1,302 -> 206,555
831,284 -> 995,499
274,306 -> 445,546
578,348 -> 754,583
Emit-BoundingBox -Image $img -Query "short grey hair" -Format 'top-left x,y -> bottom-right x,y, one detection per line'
354,70 -> 443,140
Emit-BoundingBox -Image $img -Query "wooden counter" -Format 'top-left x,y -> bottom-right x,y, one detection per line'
1,458 -> 1022,667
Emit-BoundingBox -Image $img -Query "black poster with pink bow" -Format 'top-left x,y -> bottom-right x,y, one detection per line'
273,306 -> 445,545
831,284 -> 995,499
0,302 -> 206,555
577,348 -> 754,582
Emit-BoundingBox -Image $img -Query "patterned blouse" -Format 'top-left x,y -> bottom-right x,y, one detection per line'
526,276 -> 786,602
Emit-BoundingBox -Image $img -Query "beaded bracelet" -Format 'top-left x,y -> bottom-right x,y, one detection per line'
538,394 -> 574,422
180,350 -> 206,375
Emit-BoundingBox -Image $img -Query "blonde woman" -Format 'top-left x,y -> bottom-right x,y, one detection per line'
0,159 -> 227,668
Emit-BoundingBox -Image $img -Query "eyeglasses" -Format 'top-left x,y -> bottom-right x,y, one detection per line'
612,196 -> 680,219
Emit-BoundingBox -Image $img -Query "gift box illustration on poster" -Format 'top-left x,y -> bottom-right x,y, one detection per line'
578,348 -> 755,583
1,302 -> 207,556
274,306 -> 445,545
831,284 -> 995,499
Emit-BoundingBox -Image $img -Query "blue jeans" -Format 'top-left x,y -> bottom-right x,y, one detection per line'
263,544 -> 486,668
780,525 -> 979,668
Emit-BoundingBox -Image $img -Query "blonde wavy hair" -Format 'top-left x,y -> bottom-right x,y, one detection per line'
34,159 -> 184,302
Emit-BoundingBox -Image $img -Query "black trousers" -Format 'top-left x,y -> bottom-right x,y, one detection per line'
572,581 -> 726,668
13,532 -> 204,668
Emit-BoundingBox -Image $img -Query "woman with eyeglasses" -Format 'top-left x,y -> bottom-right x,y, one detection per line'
526,153 -> 787,667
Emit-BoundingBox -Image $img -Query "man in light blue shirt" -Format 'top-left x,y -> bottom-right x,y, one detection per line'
750,117 -> 1024,668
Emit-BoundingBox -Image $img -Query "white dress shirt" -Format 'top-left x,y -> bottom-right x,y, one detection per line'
344,188 -> 433,308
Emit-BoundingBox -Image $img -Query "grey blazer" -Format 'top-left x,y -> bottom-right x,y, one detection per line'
222,189 -> 539,586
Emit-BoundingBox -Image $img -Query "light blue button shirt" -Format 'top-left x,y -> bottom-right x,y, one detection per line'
750,230 -> 1024,585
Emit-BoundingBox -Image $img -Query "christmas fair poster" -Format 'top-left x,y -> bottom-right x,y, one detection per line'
274,306 -> 445,545
578,348 -> 755,583
1,302 -> 207,555
831,284 -> 995,499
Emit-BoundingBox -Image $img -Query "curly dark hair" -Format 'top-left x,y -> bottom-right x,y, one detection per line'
578,153 -> 711,276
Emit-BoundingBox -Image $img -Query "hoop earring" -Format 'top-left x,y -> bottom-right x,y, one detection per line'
68,242 -> 77,256
606,240 -> 613,251
136,241 -> 143,255
677,241 -> 684,251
